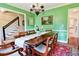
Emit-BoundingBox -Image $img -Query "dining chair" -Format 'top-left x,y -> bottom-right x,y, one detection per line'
0,42 -> 24,56
19,32 -> 28,36
45,30 -> 52,32
28,30 -> 36,35
31,37 -> 52,56
14,32 -> 28,38
53,33 -> 58,45
43,33 -> 58,47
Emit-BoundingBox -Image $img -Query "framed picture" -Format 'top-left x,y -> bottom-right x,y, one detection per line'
27,17 -> 34,26
41,16 -> 53,25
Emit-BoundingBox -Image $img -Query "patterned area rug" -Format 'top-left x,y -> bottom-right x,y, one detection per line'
49,44 -> 78,56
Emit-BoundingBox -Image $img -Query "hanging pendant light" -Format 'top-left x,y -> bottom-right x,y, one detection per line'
30,3 -> 45,15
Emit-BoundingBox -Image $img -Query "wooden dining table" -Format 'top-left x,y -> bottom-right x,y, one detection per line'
15,31 -> 58,56
26,32 -> 54,46
24,32 -> 58,56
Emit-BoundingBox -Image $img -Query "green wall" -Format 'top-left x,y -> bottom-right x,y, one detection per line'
1,3 -> 79,43
34,3 -> 79,42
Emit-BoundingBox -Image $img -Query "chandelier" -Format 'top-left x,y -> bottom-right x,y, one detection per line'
30,3 -> 44,15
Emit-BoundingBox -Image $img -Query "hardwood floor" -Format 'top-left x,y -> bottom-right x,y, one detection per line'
68,37 -> 79,49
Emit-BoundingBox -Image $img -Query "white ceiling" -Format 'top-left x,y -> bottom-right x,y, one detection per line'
10,3 -> 68,11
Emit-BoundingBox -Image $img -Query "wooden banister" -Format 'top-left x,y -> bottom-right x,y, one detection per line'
3,16 -> 20,40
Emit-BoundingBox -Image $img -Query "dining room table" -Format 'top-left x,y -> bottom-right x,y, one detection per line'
15,31 -> 57,55
15,31 -> 49,47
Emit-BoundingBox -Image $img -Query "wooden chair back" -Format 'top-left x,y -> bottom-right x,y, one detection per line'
0,48 -> 22,56
0,42 -> 23,56
44,37 -> 51,55
31,37 -> 51,56
53,33 -> 58,44
19,32 -> 28,36
14,32 -> 28,38
45,30 -> 52,32
28,30 -> 36,35
0,42 -> 15,49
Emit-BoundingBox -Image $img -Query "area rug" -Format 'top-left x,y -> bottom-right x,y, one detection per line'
49,44 -> 78,56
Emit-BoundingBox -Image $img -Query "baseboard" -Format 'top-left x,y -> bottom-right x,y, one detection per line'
58,40 -> 68,43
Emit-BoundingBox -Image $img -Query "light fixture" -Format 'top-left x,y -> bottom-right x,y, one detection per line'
30,3 -> 44,15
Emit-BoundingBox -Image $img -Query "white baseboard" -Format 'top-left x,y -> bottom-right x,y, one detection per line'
58,40 -> 68,43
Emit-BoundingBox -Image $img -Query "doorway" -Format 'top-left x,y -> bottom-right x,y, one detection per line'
68,8 -> 79,48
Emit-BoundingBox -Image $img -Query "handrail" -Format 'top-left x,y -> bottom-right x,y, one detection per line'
2,16 -> 20,40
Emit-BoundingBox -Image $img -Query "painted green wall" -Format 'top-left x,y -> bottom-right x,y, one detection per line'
34,3 -> 79,42
1,3 -> 79,43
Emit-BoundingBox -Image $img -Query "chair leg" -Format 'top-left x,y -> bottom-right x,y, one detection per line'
49,50 -> 52,56
31,49 -> 35,56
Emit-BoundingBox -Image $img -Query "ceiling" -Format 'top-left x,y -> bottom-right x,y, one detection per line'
10,3 -> 68,11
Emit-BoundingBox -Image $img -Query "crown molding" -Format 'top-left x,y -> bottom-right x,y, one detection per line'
7,3 -> 71,12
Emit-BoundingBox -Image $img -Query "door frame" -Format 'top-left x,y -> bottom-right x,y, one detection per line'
68,7 -> 79,44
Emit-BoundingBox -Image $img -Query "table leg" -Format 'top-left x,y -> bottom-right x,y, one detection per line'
25,45 -> 32,56
76,38 -> 79,56
77,43 -> 79,55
